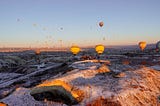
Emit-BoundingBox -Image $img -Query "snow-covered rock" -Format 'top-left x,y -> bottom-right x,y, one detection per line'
29,63 -> 160,106
70,60 -> 110,70
0,73 -> 22,84
1,60 -> 160,106
150,65 -> 160,71
1,88 -> 45,106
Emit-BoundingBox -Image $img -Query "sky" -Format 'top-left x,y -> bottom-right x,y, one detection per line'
0,0 -> 160,48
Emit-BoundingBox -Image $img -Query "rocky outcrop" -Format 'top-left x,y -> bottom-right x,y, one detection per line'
30,80 -> 84,105
30,63 -> 160,106
1,61 -> 160,106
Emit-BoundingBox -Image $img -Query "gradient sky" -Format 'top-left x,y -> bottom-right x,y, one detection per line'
0,0 -> 160,48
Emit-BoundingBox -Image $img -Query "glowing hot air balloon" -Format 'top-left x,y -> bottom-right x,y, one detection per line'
95,44 -> 105,54
139,41 -> 147,51
33,23 -> 37,27
60,27 -> 63,30
34,49 -> 41,64
156,41 -> 160,50
99,21 -> 104,27
103,37 -> 105,41
43,27 -> 46,31
35,49 -> 41,55
70,45 -> 80,55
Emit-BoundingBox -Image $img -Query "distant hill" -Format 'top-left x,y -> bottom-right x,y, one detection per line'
82,43 -> 156,51
108,43 -> 156,50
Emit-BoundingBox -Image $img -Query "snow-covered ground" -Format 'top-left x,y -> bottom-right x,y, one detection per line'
0,73 -> 22,84
150,65 -> 160,71
1,60 -> 159,106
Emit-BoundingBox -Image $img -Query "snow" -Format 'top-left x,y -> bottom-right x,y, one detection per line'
132,56 -> 149,59
0,63 -> 62,88
111,69 -> 121,73
1,60 -> 160,106
0,73 -> 22,84
150,65 -> 160,71
1,87 -> 44,106
1,87 -> 68,106
69,59 -> 110,70
38,60 -> 160,105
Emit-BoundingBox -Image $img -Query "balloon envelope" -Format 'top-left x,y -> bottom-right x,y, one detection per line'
95,44 -> 105,54
156,41 -> 160,50
33,24 -> 37,27
17,18 -> 20,22
103,37 -> 105,41
60,27 -> 63,30
35,49 -> 40,55
139,42 -> 147,51
70,46 -> 80,55
99,21 -> 104,27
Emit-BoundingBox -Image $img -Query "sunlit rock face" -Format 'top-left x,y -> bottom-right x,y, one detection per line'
30,80 -> 84,105
0,102 -> 8,106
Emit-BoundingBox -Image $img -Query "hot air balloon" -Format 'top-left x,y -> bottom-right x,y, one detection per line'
103,37 -> 105,41
139,42 -> 147,51
99,21 -> 104,27
35,49 -> 40,55
95,44 -> 105,54
156,41 -> 160,50
70,45 -> 80,55
33,23 -> 37,27
60,27 -> 63,30
17,18 -> 20,22
43,27 -> 46,31
34,49 -> 41,64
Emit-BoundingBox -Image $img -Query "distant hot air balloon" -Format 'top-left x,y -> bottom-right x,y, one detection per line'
17,18 -> 20,22
103,37 -> 105,41
33,23 -> 37,27
35,49 -> 40,55
43,27 -> 46,31
156,41 -> 160,50
99,21 -> 104,27
139,41 -> 147,51
60,27 -> 63,30
59,40 -> 62,42
95,44 -> 105,54
34,49 -> 41,64
70,45 -> 80,55
49,36 -> 52,39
